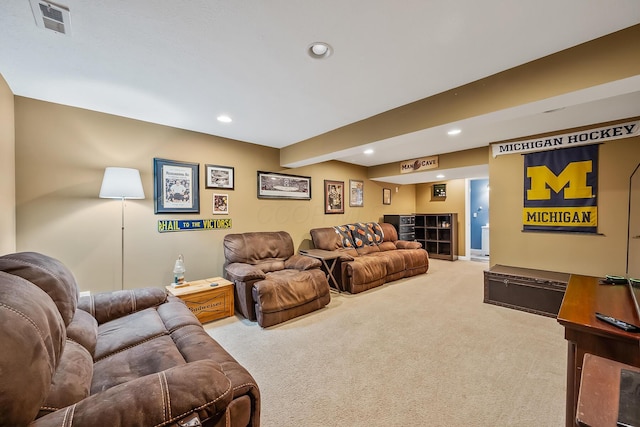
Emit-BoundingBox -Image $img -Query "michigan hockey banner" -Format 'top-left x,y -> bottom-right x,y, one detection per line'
493,120 -> 638,157
523,145 -> 598,233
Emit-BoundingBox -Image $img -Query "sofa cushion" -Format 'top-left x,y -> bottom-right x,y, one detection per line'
254,259 -> 286,273
367,222 -> 385,243
0,271 -> 66,426
66,308 -> 98,356
94,307 -> 168,361
348,222 -> 380,247
39,339 -> 93,417
378,241 -> 397,251
334,225 -> 355,248
356,244 -> 381,255
253,269 -> 329,313
0,251 -> 78,326
224,231 -> 294,265
92,335 -> 185,394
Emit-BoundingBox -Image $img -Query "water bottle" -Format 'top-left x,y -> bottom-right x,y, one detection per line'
173,254 -> 186,285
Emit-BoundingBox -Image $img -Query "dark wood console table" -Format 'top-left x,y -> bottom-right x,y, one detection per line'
557,275 -> 640,427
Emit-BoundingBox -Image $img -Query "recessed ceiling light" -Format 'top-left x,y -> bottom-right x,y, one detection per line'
436,174 -> 445,179
447,129 -> 461,135
217,115 -> 232,123
308,42 -> 332,59
364,149 -> 374,155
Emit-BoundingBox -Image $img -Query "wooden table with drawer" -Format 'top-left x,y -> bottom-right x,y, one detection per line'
166,277 -> 234,324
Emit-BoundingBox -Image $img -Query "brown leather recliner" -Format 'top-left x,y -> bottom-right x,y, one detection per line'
223,231 -> 331,327
0,252 -> 260,427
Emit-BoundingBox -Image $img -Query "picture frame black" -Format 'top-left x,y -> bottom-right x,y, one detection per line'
433,183 -> 447,198
349,179 -> 364,207
257,171 -> 311,200
324,180 -> 344,214
383,188 -> 391,205
205,164 -> 234,189
153,158 -> 200,214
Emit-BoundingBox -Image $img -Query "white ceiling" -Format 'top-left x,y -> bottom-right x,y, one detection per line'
1,1 -> 639,184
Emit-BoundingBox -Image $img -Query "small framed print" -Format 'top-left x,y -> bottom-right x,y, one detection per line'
324,180 -> 344,214
206,164 -> 234,189
154,158 -> 199,214
433,183 -> 446,198
213,193 -> 229,214
349,179 -> 364,207
383,188 -> 391,205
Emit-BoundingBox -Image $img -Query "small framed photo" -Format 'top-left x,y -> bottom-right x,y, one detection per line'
324,180 -> 344,214
383,188 -> 391,205
257,171 -> 311,200
213,193 -> 229,214
349,179 -> 364,207
433,183 -> 446,198
206,164 -> 234,189
154,158 -> 199,214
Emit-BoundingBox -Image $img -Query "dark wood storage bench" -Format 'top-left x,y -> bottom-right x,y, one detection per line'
483,265 -> 570,317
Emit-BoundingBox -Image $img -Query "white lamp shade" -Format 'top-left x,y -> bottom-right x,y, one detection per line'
99,167 -> 145,199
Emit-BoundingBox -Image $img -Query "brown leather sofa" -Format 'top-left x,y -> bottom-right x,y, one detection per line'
0,252 -> 260,427
223,231 -> 331,328
310,222 -> 429,294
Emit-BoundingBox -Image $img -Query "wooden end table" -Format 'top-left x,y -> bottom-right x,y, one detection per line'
300,249 -> 344,291
166,277 -> 234,324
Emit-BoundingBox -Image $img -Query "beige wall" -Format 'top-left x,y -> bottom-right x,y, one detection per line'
415,179 -> 467,257
0,74 -> 15,254
14,97 -> 415,293
489,119 -> 640,276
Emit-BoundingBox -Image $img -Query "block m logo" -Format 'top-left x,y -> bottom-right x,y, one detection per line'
526,160 -> 593,200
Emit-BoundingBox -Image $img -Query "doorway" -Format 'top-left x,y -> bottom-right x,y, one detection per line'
468,178 -> 490,262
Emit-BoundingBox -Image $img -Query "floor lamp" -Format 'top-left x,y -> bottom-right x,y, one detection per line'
99,167 -> 145,290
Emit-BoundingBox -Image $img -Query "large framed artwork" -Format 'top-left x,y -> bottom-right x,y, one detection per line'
205,164 -> 234,190
154,158 -> 200,213
257,171 -> 311,200
349,179 -> 364,207
324,180 -> 344,214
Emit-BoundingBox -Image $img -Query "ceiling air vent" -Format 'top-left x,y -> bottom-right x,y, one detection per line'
29,0 -> 71,35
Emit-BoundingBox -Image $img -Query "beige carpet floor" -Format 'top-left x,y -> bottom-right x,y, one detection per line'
205,259 -> 567,426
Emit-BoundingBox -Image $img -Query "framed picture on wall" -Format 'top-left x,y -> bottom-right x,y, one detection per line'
324,180 -> 344,214
383,188 -> 391,205
257,171 -> 311,200
433,183 -> 447,198
349,179 -> 364,207
212,193 -> 229,214
153,158 -> 199,214
206,164 -> 234,190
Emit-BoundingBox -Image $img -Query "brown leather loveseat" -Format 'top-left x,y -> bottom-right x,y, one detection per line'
310,222 -> 429,294
0,252 -> 260,427
223,231 -> 331,328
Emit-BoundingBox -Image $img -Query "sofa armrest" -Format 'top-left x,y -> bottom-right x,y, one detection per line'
285,254 -> 321,270
225,262 -> 266,282
395,240 -> 423,250
32,360 -> 233,427
77,288 -> 167,325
